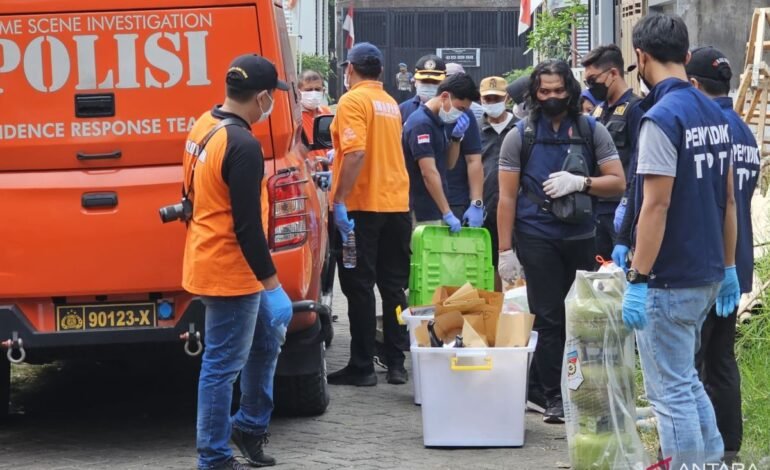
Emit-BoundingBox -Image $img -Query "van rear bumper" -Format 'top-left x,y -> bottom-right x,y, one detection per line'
0,299 -> 331,355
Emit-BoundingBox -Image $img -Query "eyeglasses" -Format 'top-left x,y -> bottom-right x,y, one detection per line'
584,68 -> 612,87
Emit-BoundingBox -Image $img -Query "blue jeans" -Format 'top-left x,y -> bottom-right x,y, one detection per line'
636,284 -> 724,469
196,293 -> 291,469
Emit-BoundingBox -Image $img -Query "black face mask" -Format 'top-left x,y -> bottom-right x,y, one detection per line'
589,82 -> 609,102
540,97 -> 569,117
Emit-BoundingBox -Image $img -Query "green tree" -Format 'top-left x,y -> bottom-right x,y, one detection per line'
299,54 -> 331,81
527,0 -> 588,62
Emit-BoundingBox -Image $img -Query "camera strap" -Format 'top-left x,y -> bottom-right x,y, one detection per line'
183,117 -> 247,199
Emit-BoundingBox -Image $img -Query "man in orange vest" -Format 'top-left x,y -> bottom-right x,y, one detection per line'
328,43 -> 411,386
299,69 -> 332,158
183,54 -> 293,470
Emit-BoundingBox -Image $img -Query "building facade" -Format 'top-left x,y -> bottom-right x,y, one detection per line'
284,0 -> 332,58
335,0 -> 531,98
588,0 -> 767,89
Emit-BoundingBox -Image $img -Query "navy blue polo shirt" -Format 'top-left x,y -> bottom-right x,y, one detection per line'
446,114 -> 483,206
402,105 -> 449,221
401,95 -> 483,207
399,95 -> 422,124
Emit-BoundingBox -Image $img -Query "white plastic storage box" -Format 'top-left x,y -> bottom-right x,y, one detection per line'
413,331 -> 538,447
400,308 -> 434,405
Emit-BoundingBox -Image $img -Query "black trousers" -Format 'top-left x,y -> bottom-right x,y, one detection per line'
516,231 -> 595,400
594,212 -> 616,264
483,211 -> 499,269
337,211 -> 411,372
695,305 -> 742,454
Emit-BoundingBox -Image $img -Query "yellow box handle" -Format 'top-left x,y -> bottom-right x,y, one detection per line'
396,306 -> 405,325
450,356 -> 493,372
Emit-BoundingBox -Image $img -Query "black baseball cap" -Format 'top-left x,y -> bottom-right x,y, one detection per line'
686,46 -> 732,82
226,54 -> 288,92
414,54 -> 446,81
339,42 -> 384,67
506,75 -> 530,105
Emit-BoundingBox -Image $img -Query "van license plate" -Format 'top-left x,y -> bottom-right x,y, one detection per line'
56,303 -> 157,331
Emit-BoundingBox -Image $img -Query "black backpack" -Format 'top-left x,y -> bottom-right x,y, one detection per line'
519,115 -> 595,224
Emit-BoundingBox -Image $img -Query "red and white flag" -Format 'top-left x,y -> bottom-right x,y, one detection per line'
518,0 -> 544,36
342,4 -> 355,49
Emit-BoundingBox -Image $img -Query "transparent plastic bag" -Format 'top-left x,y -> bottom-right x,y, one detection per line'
562,267 -> 649,470
503,286 -> 529,313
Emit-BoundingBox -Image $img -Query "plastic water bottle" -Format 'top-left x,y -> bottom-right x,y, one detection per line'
343,231 -> 357,269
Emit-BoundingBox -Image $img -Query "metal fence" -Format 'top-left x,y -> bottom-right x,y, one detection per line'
349,9 -> 531,98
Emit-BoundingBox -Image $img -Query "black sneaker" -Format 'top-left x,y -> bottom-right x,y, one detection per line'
327,365 -> 377,386
210,457 -> 250,470
230,428 -> 276,467
386,365 -> 408,385
543,396 -> 565,424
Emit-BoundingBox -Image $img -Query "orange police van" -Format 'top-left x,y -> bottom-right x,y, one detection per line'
0,0 -> 334,419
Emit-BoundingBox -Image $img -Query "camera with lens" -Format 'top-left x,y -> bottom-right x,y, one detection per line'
159,197 -> 193,223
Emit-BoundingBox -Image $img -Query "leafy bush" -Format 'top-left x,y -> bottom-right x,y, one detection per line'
527,0 -> 587,61
299,54 -> 331,81
503,66 -> 534,83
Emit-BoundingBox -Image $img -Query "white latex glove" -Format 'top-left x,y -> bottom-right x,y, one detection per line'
542,171 -> 586,198
498,249 -> 524,284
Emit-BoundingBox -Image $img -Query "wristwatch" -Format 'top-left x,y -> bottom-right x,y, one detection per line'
583,177 -> 592,192
471,199 -> 484,209
626,268 -> 650,284
450,135 -> 463,143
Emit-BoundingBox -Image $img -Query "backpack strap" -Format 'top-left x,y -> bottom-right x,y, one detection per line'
519,116 -> 536,173
184,117 -> 247,198
518,116 -> 553,213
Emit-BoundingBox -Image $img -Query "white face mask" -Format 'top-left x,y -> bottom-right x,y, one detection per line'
513,102 -> 528,120
438,98 -> 465,124
639,79 -> 650,96
415,83 -> 439,102
256,92 -> 274,123
343,69 -> 351,91
301,90 -> 323,110
483,102 -> 506,119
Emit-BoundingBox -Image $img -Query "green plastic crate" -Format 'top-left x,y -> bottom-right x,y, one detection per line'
408,225 -> 494,307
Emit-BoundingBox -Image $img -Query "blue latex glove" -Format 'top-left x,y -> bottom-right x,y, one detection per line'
622,282 -> 648,330
716,266 -> 740,317
463,204 -> 484,227
333,203 -> 355,242
614,201 -> 626,234
261,285 -> 293,343
451,113 -> 470,139
612,244 -> 630,271
442,212 -> 462,233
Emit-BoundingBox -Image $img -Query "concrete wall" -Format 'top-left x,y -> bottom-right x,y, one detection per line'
650,0 -> 767,87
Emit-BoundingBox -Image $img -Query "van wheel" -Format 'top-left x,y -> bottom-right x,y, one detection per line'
273,364 -> 329,417
0,359 -> 10,421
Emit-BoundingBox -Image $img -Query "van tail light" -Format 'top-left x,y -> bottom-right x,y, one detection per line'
268,168 -> 310,250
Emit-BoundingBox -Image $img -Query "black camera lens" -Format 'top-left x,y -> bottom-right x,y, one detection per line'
159,203 -> 183,223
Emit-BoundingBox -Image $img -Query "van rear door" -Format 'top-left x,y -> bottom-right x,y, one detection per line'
0,6 -> 263,171
0,4 -> 264,297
